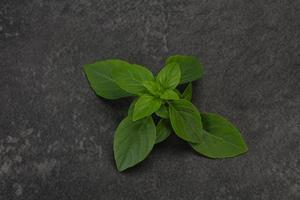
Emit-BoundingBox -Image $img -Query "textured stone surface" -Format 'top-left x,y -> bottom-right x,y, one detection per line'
1,0 -> 300,199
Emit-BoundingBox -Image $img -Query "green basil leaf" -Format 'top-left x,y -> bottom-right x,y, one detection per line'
182,83 -> 192,101
83,60 -> 132,99
160,89 -> 180,100
174,89 -> 183,98
190,113 -> 248,158
156,62 -> 181,89
114,116 -> 156,171
156,119 -> 172,144
143,80 -> 162,96
169,99 -> 203,143
133,94 -> 162,121
155,104 -> 169,119
112,63 -> 154,95
127,99 -> 137,117
166,55 -> 203,84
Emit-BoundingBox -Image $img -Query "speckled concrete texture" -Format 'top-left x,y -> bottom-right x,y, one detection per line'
1,0 -> 300,199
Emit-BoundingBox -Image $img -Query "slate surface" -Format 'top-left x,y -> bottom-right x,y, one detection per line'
1,0 -> 300,199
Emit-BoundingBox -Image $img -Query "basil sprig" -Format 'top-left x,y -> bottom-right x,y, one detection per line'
84,55 -> 248,172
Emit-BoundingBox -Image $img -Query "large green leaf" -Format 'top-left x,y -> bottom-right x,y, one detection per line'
156,119 -> 172,144
166,55 -> 203,84
83,60 -> 132,99
182,82 -> 192,101
156,62 -> 181,89
113,116 -> 156,171
190,113 -> 248,158
169,99 -> 203,143
133,94 -> 162,121
112,63 -> 154,95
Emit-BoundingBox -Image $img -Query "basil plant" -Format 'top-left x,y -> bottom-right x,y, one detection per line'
84,55 -> 248,172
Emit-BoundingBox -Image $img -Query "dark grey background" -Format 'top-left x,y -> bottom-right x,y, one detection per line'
1,0 -> 299,199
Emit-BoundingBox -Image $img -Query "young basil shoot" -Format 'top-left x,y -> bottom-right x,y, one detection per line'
84,55 -> 248,172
